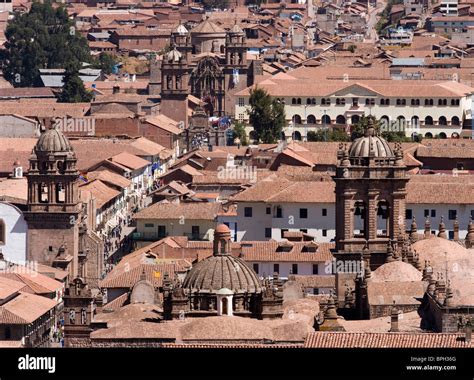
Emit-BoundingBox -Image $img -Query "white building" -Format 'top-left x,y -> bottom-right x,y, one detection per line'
230,175 -> 474,243
235,67 -> 473,140
0,202 -> 28,264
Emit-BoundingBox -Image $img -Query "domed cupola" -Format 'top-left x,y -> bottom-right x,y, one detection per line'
182,224 -> 262,293
348,118 -> 394,158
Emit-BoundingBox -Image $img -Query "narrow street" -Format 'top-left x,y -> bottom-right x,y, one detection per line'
364,0 -> 387,43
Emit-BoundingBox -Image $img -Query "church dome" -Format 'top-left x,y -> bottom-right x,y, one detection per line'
182,254 -> 262,293
35,125 -> 73,153
371,261 -> 422,283
349,119 -> 394,158
182,224 -> 262,293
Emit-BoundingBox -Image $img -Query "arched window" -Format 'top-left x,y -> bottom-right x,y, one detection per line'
292,131 -> 302,141
311,98 -> 316,105
425,132 -> 433,138
297,98 -> 302,105
438,132 -> 447,139
425,99 -> 433,106
292,115 -> 302,124
451,116 -> 460,125
336,115 -> 346,124
0,219 -> 5,245
292,98 -> 297,105
351,115 -> 360,124
306,98 -> 312,105
249,130 -> 257,142
438,116 -> 447,125
321,114 -> 331,124
306,115 -> 316,124
438,99 -> 447,106
425,116 -> 433,125
411,116 -> 419,129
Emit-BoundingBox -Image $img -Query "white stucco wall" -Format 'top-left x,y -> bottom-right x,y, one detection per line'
0,202 -> 27,264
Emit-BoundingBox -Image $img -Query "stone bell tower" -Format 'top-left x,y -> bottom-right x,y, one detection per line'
332,118 -> 410,306
160,24 -> 191,128
224,22 -> 248,115
24,125 -> 81,278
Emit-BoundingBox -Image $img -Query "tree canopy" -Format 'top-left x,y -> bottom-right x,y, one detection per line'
3,1 -> 91,87
58,63 -> 92,103
248,87 -> 285,144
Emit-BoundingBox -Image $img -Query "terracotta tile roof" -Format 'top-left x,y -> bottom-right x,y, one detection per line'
100,261 -> 189,289
0,102 -> 90,118
241,241 -> 334,262
0,292 -> 57,325
108,151 -> 150,170
102,292 -> 128,312
144,114 -> 183,135
87,170 -> 131,189
0,178 -> 27,202
406,175 -> 474,204
79,179 -> 121,209
0,87 -> 54,98
134,201 -> 221,220
232,177 -> 335,203
0,277 -> 26,299
35,264 -> 68,282
0,267 -> 63,295
304,332 -> 473,348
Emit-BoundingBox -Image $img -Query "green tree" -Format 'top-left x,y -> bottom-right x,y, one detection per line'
307,128 -> 350,142
3,1 -> 91,87
94,53 -> 116,75
248,87 -> 285,144
352,115 -> 414,142
232,121 -> 249,146
202,0 -> 228,10
58,63 -> 92,103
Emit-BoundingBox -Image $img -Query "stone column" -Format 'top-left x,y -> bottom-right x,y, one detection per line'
367,191 -> 378,240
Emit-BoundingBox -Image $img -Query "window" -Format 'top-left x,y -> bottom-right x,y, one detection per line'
273,263 -> 280,274
275,206 -> 283,218
238,98 -> 245,106
457,162 -> 464,170
365,98 -> 375,106
448,231 -> 454,240
312,264 -> 319,275
266,207 -> 271,215
280,229 -> 288,239
471,210 -> 474,219
49,246 -> 53,252
265,228 -> 272,238
313,288 -> 319,295
300,208 -> 308,219
144,223 -> 154,228
336,98 -> 345,105
238,113 -> 244,122
438,99 -> 447,106
244,207 -> 253,217
56,183 -> 65,203
431,209 -> 436,218
406,209 -> 413,219
322,229 -> 327,237
253,263 -> 259,273
448,210 -> 457,220
291,263 -> 298,274
424,209 -> 429,217
191,226 -> 200,239
0,219 -> 5,245
158,225 -> 166,238
396,98 -> 406,106
322,208 -> 327,216
380,98 -> 390,106
425,99 -> 434,106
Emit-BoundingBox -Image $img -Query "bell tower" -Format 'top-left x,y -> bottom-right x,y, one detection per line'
224,22 -> 248,115
160,25 -> 191,128
24,125 -> 81,278
332,118 -> 410,306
